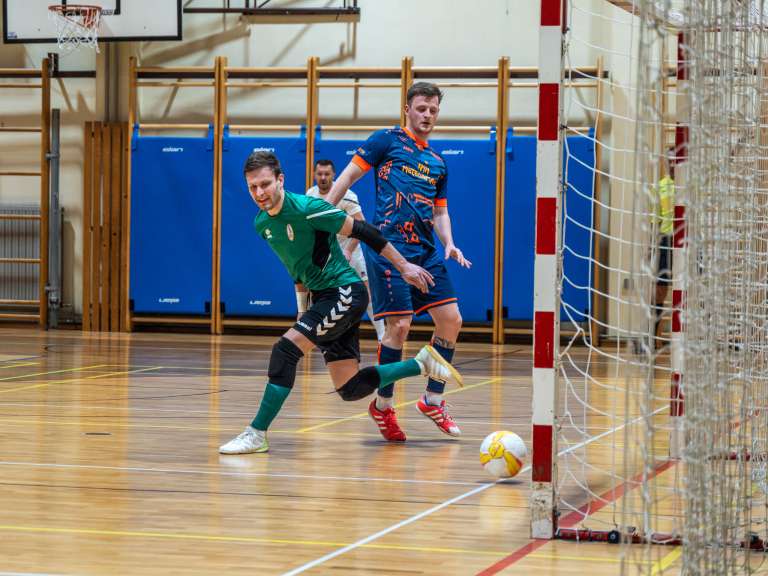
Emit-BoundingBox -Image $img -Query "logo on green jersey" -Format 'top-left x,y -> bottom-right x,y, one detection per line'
265,228 -> 272,239
286,224 -> 294,241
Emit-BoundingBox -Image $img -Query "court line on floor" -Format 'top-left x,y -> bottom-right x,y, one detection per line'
3,479 -> 500,508
0,460 -> 481,487
0,354 -> 44,363
281,405 -> 668,576
0,572 -> 71,576
0,401 -> 268,416
0,362 -> 40,370
527,552 -> 644,564
0,524 -> 632,563
0,418 -> 240,432
0,362 -> 500,378
295,377 -> 505,433
80,364 -> 270,374
476,458 -> 676,575
0,366 -> 163,395
0,417 -> 491,441
0,364 -> 109,383
482,388 -> 768,574
650,546 -> 682,575
0,401 -> 505,421
0,403 -> 627,433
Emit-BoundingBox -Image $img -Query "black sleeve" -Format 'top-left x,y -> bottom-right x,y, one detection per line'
350,219 -> 388,254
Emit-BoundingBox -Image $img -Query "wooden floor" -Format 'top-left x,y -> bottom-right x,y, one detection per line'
0,327 -> 685,575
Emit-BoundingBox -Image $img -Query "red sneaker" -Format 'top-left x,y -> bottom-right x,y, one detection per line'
368,399 -> 406,442
416,396 -> 461,437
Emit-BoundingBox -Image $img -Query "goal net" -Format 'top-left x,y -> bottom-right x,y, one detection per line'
540,1 -> 768,573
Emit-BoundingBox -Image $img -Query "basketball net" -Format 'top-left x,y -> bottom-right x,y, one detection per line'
48,4 -> 102,53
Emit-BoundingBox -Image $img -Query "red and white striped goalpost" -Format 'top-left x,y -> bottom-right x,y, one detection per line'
531,0 -> 566,540
530,3 -> 688,539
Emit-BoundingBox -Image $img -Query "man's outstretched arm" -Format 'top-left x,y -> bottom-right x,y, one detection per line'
326,162 -> 366,206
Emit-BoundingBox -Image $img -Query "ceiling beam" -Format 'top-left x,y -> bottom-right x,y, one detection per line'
604,1 -> 639,15
183,6 -> 361,23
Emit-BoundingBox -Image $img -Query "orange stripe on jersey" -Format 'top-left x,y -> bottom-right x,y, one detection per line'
402,126 -> 428,149
435,198 -> 448,207
414,194 -> 434,206
414,297 -> 458,315
352,155 -> 372,172
373,309 -> 414,319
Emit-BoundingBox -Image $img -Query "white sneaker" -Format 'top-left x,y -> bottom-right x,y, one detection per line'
219,426 -> 269,454
414,345 -> 464,388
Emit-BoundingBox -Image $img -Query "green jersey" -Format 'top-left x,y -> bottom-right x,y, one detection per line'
254,191 -> 361,291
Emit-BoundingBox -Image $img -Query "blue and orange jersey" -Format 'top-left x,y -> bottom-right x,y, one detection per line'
352,126 -> 448,254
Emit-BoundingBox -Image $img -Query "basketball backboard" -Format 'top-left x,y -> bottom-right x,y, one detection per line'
2,0 -> 182,43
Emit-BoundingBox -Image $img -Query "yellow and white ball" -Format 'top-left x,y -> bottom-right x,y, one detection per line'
479,431 -> 527,479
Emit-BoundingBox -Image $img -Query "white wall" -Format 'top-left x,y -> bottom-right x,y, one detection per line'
0,0 -> 625,320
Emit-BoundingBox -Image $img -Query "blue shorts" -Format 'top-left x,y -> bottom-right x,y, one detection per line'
364,245 -> 458,319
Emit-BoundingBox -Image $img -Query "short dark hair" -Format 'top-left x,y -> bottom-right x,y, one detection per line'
314,159 -> 336,172
406,82 -> 443,106
243,150 -> 282,177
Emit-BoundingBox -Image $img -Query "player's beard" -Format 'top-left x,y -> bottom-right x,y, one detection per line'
317,181 -> 331,194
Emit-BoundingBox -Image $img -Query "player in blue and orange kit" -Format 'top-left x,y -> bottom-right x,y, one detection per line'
326,82 -> 472,442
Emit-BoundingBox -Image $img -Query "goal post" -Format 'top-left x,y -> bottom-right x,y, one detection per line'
531,1 -> 768,572
531,0 -> 567,540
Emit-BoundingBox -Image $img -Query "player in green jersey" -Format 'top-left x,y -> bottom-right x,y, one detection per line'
219,151 -> 464,454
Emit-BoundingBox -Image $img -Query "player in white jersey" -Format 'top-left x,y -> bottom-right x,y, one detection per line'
306,159 -> 385,341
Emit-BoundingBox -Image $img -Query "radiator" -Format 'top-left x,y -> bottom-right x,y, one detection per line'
0,204 -> 40,303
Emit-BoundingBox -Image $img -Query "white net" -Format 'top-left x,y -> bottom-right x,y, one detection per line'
554,0 -> 768,573
552,0 -> 679,548
627,1 -> 768,573
48,4 -> 101,53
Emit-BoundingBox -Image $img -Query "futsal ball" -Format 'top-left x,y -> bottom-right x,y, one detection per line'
479,431 -> 527,479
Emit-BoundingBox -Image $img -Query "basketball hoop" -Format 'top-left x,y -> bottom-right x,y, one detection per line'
48,4 -> 102,53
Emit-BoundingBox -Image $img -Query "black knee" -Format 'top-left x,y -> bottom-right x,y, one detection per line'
336,366 -> 380,401
268,337 -> 304,389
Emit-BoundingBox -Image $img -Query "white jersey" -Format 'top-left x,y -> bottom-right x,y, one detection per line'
306,185 -> 368,281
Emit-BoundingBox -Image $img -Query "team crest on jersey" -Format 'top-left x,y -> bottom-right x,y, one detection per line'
286,224 -> 294,241
264,228 -> 273,240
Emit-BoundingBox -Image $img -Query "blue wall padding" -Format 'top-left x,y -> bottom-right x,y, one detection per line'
129,128 -> 595,323
503,130 -> 596,321
130,131 -> 214,314
315,129 -> 497,323
503,133 -> 537,321
426,135 -> 497,322
561,132 -> 597,324
220,131 -> 307,316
